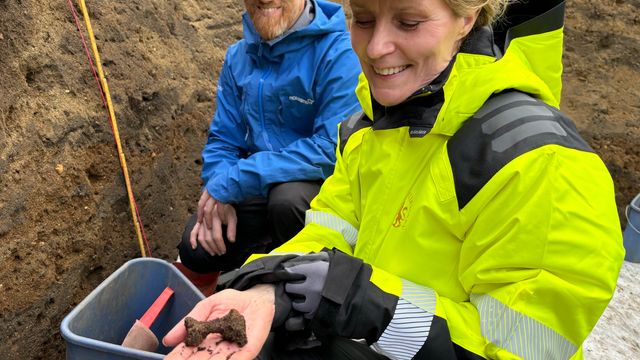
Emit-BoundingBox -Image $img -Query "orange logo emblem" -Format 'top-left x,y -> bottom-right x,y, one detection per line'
392,195 -> 413,228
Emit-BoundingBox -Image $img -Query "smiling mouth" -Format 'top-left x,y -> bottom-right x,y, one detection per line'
373,65 -> 409,76
257,6 -> 282,14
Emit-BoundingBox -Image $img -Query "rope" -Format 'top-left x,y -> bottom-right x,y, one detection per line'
626,206 -> 640,235
69,0 -> 150,257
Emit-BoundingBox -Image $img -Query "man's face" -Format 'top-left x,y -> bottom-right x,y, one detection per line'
244,0 -> 305,40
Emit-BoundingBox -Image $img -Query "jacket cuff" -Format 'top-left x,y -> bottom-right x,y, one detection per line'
311,249 -> 397,343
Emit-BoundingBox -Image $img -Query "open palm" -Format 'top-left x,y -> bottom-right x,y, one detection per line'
164,285 -> 275,359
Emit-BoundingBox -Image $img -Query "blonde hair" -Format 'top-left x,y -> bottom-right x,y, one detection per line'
342,0 -> 509,28
444,0 -> 510,27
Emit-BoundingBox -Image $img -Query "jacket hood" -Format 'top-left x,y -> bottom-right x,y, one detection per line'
242,0 -> 348,61
356,0 -> 566,137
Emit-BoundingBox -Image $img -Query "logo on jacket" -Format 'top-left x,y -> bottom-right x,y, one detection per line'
392,195 -> 414,228
409,126 -> 430,138
289,95 -> 315,105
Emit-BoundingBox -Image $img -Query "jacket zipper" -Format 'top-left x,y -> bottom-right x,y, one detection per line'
258,65 -> 274,151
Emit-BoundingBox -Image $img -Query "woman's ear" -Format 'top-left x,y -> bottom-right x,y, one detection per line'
458,9 -> 480,39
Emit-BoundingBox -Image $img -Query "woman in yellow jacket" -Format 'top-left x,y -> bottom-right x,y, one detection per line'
164,0 -> 624,359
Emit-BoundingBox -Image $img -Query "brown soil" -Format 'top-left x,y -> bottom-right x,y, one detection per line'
185,310 -> 247,348
0,0 -> 637,359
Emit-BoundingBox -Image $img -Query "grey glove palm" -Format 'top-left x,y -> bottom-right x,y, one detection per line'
282,252 -> 330,319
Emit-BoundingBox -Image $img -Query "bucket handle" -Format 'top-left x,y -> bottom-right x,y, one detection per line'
626,205 -> 640,234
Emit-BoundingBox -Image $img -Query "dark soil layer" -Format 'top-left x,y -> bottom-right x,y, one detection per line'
0,0 -> 637,359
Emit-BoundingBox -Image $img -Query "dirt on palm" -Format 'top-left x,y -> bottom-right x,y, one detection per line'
0,0 -> 638,359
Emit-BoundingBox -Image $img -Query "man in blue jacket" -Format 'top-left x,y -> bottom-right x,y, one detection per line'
177,0 -> 361,278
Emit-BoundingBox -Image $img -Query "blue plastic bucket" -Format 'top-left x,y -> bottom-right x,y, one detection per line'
623,193 -> 640,263
60,258 -> 205,359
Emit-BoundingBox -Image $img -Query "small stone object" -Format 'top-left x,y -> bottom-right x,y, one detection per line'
55,164 -> 64,174
184,309 -> 247,347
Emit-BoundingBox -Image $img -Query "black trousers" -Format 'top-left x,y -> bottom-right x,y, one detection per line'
257,336 -> 388,360
177,181 -> 321,273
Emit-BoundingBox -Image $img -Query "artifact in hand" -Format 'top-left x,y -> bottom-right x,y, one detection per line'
184,309 -> 248,347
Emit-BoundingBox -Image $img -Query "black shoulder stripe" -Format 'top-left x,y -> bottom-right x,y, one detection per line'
339,111 -> 371,154
474,91 -> 537,118
447,91 -> 593,210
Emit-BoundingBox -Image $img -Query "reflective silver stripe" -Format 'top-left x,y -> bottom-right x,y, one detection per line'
371,280 -> 437,360
305,210 -> 358,247
269,251 -> 308,256
481,105 -> 554,134
471,294 -> 577,359
401,279 -> 437,313
492,120 -> 567,152
475,92 -> 538,118
346,111 -> 362,128
373,299 -> 433,360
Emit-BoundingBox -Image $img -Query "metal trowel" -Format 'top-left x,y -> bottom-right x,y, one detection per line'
121,287 -> 174,352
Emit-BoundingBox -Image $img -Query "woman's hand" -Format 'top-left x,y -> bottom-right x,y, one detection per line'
163,284 -> 275,359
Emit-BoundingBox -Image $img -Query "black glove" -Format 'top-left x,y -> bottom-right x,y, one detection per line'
218,254 -> 303,291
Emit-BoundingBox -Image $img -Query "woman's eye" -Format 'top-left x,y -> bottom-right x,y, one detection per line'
353,19 -> 375,28
398,21 -> 421,30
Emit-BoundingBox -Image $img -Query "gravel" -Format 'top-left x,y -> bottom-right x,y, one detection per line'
584,261 -> 640,359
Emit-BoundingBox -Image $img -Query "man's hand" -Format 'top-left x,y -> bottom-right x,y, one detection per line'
163,284 -> 275,360
190,189 -> 237,255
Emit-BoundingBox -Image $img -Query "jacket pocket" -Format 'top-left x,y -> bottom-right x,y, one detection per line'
277,94 -> 317,138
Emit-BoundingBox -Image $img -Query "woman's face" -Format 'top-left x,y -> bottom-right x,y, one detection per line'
350,0 -> 477,106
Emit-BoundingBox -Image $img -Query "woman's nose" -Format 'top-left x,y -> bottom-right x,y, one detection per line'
366,25 -> 395,60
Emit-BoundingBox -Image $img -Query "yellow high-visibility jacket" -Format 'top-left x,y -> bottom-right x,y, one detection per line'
258,1 -> 624,359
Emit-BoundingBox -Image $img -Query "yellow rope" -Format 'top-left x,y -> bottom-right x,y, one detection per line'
77,0 -> 147,257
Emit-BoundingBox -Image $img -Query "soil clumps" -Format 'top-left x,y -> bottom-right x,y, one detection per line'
184,310 -> 248,348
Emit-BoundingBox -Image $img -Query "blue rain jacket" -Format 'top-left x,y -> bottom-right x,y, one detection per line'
202,0 -> 361,203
